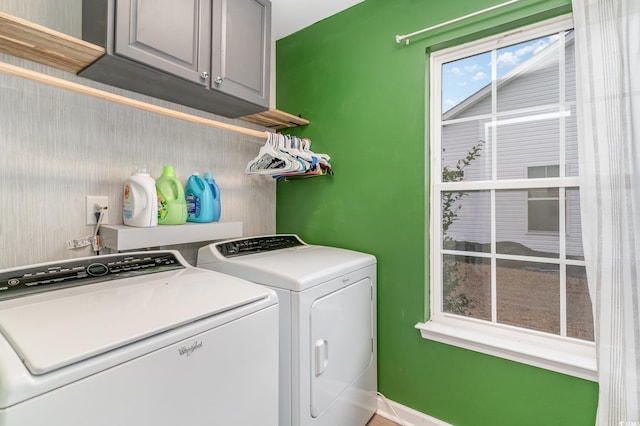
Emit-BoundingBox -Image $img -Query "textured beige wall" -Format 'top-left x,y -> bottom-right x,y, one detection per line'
0,2 -> 276,268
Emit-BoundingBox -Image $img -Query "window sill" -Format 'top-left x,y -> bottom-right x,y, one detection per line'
416,315 -> 597,381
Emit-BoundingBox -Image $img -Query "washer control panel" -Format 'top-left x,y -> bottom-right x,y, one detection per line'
0,252 -> 184,301
216,235 -> 304,258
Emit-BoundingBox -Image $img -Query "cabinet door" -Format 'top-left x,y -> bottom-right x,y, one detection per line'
211,0 -> 271,107
115,0 -> 211,85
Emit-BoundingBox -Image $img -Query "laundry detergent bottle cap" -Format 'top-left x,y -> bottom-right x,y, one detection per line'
123,167 -> 158,227
156,165 -> 187,225
185,172 -> 214,223
203,171 -> 221,222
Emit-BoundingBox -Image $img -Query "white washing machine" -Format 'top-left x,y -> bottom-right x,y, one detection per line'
0,250 -> 279,426
197,234 -> 377,426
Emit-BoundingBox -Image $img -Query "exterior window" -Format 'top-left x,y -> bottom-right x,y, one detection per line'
419,15 -> 596,381
527,165 -> 560,232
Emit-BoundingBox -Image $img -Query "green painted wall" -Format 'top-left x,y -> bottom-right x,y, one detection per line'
275,1 -> 598,425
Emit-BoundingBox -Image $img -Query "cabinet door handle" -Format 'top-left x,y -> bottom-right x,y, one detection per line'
214,76 -> 223,85
200,71 -> 209,79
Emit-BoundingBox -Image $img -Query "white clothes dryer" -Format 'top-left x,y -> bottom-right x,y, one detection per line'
197,235 -> 377,426
0,251 -> 279,426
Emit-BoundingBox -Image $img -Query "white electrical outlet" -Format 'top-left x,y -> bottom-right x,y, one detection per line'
86,196 -> 110,225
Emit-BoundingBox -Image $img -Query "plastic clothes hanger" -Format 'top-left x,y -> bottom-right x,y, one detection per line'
276,134 -> 307,172
273,137 -> 332,179
302,138 -> 331,164
246,132 -> 333,178
285,135 -> 314,163
272,135 -> 315,176
246,133 -> 299,174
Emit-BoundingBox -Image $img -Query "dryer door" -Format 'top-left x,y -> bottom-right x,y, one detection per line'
309,277 -> 373,417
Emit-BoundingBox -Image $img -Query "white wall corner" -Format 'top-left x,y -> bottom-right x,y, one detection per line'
376,394 -> 452,426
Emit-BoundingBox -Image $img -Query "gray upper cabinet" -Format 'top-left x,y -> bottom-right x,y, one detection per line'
115,0 -> 211,86
211,0 -> 271,107
80,0 -> 270,118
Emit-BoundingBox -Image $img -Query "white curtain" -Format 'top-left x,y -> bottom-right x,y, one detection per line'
573,0 -> 640,424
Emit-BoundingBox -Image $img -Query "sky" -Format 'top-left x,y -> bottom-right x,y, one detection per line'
442,33 -> 560,112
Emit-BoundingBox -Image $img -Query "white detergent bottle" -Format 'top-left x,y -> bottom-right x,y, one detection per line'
123,167 -> 158,227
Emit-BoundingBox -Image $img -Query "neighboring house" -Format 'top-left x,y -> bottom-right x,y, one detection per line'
441,31 -> 582,259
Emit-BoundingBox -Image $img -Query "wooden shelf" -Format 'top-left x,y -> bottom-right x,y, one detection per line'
241,108 -> 309,129
0,12 -> 104,73
0,11 -> 308,128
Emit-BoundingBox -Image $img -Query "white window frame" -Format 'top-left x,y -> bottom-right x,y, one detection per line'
418,14 -> 597,381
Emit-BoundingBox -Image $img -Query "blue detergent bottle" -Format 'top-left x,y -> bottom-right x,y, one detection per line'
185,172 -> 214,223
204,171 -> 221,222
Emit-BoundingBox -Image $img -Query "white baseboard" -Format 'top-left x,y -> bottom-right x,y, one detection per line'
376,394 -> 452,426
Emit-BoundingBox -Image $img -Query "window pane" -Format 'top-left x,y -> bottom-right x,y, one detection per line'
528,165 -> 560,181
567,265 -> 593,340
566,104 -> 579,177
496,34 -> 561,112
441,120 -> 491,181
528,187 -> 559,198
563,32 -> 578,174
496,260 -> 560,334
528,200 -> 560,232
547,164 -> 560,177
567,188 -> 585,260
528,165 -> 547,179
495,113 -> 561,180
495,190 -> 559,257
442,190 -> 491,252
443,255 -> 491,320
565,30 -> 576,103
442,52 -> 492,116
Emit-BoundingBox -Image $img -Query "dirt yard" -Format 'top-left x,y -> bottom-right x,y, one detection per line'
444,259 -> 594,341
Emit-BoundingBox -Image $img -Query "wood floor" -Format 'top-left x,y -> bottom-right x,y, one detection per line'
366,413 -> 401,426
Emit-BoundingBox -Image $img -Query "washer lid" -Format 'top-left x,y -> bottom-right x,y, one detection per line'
0,268 -> 271,375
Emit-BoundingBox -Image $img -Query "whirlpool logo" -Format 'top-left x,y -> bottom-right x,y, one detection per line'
178,341 -> 203,357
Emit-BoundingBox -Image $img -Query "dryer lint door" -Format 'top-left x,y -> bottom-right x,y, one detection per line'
309,277 -> 374,417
